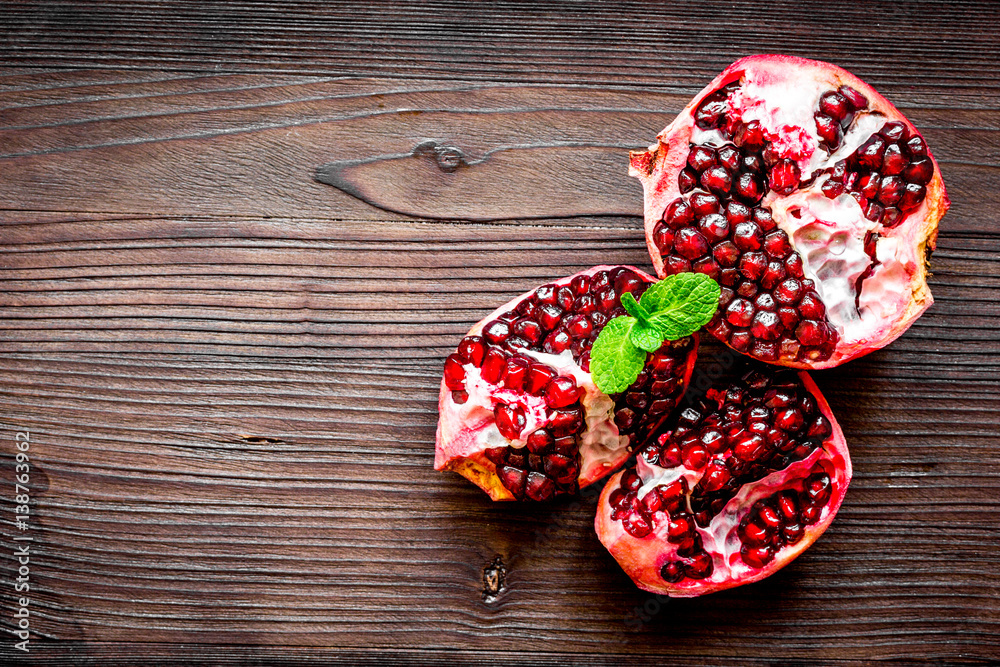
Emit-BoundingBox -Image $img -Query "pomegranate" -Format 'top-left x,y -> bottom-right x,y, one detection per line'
595,367 -> 851,596
435,266 -> 699,501
630,55 -> 949,368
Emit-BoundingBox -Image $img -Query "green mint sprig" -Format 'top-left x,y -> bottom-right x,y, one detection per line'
590,273 -> 720,395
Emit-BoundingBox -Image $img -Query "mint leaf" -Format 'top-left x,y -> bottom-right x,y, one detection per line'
590,316 -> 647,394
629,323 -> 664,353
620,291 -> 651,322
641,273 -> 721,340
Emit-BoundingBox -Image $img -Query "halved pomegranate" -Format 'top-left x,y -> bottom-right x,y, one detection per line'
630,55 -> 949,368
435,266 -> 698,501
595,367 -> 851,596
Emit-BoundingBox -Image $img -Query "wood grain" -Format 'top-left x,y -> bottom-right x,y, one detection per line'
1,3 -> 1000,665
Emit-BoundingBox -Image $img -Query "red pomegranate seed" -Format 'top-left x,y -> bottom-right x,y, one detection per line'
698,213 -> 730,242
660,561 -> 685,583
795,320 -> 827,346
734,172 -> 763,203
664,198 -> 695,229
735,119 -> 766,148
494,403 -> 526,440
713,241 -> 740,267
819,91 -> 850,121
483,320 -> 510,344
504,356 -> 530,390
690,191 -> 721,216
899,183 -> 927,211
513,318 -> 543,345
544,375 -> 581,408
726,298 -> 755,327
525,471 -> 556,501
903,158 -> 933,185
686,552 -> 714,579
444,353 -> 467,390
881,143 -> 907,176
481,347 -> 507,384
526,428 -> 553,453
738,251 -> 767,281
678,168 -> 698,193
526,364 -> 557,395
732,221 -> 764,251
717,144 -> 741,171
750,311 -> 782,341
688,145 -> 717,172
700,166 -> 732,195
457,336 -> 486,366
838,85 -> 868,110
498,466 -> 527,497
905,135 -> 927,157
674,228 -> 711,260
769,159 -> 801,195
814,113 -> 842,147
856,135 -> 887,169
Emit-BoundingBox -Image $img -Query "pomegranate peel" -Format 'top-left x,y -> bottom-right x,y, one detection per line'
630,54 -> 948,368
595,368 -> 851,596
436,266 -> 699,501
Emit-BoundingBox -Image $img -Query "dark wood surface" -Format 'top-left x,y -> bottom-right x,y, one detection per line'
1,2 -> 999,665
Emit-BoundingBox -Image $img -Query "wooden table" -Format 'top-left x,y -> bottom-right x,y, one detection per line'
1,2 -> 998,664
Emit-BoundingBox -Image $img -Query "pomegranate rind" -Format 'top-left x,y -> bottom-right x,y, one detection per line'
594,371 -> 852,596
630,54 -> 948,369
435,265 -> 699,501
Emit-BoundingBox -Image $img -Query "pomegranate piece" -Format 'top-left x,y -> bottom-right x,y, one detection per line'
595,367 -> 851,597
630,55 -> 949,369
436,266 -> 699,501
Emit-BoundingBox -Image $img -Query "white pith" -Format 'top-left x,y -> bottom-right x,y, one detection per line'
436,348 -> 630,482
688,68 -> 921,354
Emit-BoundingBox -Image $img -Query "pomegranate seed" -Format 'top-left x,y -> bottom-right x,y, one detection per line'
544,375 -> 580,408
678,168 -> 697,193
763,231 -> 792,259
769,159 -> 801,195
457,336 -> 486,366
674,228 -> 711,260
796,292 -> 825,320
905,135 -> 927,157
664,256 -> 691,274
689,191 -> 720,216
807,415 -> 832,438
732,221 -> 764,251
858,172 -> 881,199
815,113 -> 842,147
549,407 -> 584,437
544,454 -> 578,484
838,85 -> 867,110
753,207 -> 776,231
877,175 -> 906,206
750,311 -> 782,341
503,356 -> 529,390
700,165 -> 732,195
713,241 -> 740,267
622,469 -> 642,492
879,121 -> 908,142
856,135 -> 887,169
760,261 -> 785,290
730,331 -> 752,351
735,119 -> 765,149
698,213 -> 730,242
526,428 -> 554,453
805,473 -> 832,504
483,320 -> 510,344
660,561 -> 685,583
795,320 -> 827,346
899,183 -> 927,211
543,328 -> 571,354
700,460 -> 731,492
734,432 -> 768,461
774,278 -> 804,305
903,157 -> 933,185
555,286 -> 574,310
734,172 -> 763,203
819,91 -> 850,121
738,251 -> 767,281
725,200 -> 751,225
778,492 -> 799,520
570,274 -> 591,295
640,491 -> 663,514
526,364 -> 557,395
881,143 -> 907,176
688,145 -> 717,172
775,408 -> 805,432
801,504 -> 821,524
653,224 -> 675,252
595,287 -> 618,312
664,198 -> 695,229
741,545 -> 775,568
685,552 -> 714,579
821,180 -> 844,198
783,523 -> 805,544
512,318 -> 543,345
525,471 -> 556,501
536,303 -> 562,330
754,292 -> 776,312
451,390 -> 468,404
444,354 -> 467,390
480,347 -> 507,384
495,403 -> 526,440
695,89 -> 730,129
742,521 -> 771,547
736,280 -> 758,299
683,443 -> 709,469
726,298 -> 755,327
498,466 -> 527,497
